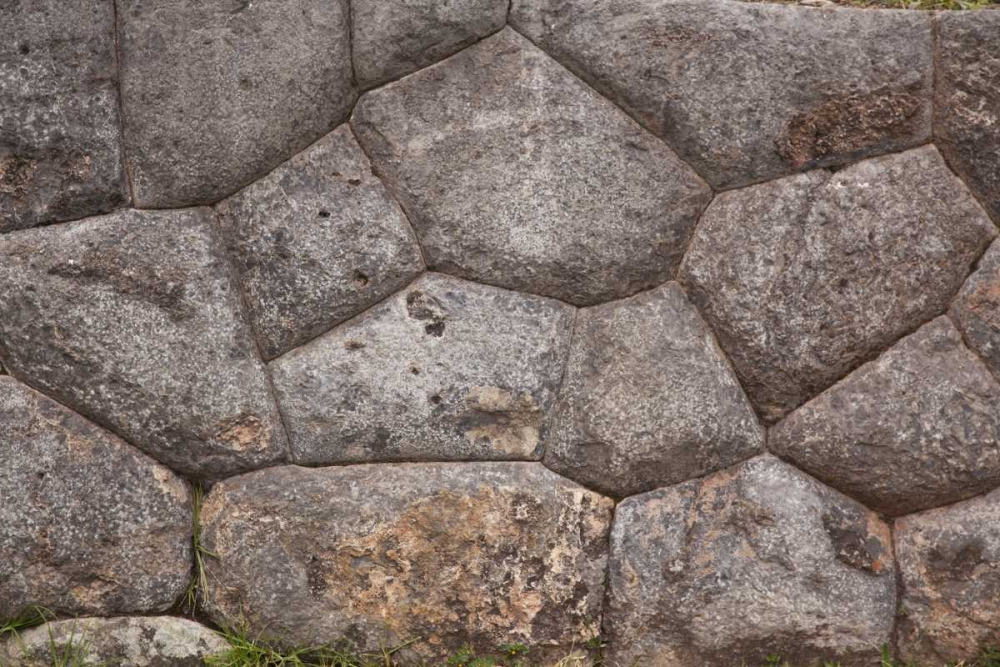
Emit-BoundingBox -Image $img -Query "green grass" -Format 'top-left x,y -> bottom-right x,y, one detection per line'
0,606 -> 50,642
181,483 -> 219,615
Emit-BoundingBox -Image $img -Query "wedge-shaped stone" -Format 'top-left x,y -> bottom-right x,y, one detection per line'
352,28 -> 711,306
0,209 -> 287,478
201,463 -> 613,662
117,0 -> 355,208
771,317 -> 1000,517
1,0 -> 127,232
0,378 -> 191,617
545,282 -> 763,498
216,125 -> 424,360
952,239 -> 1000,376
511,0 -> 932,190
271,273 -> 574,464
605,457 -> 895,667
681,146 -> 995,422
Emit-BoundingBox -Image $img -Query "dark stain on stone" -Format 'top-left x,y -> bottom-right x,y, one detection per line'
424,321 -> 445,337
822,507 -> 886,574
927,538 -> 988,584
406,290 -> 447,336
344,339 -> 366,351
317,209 -> 331,218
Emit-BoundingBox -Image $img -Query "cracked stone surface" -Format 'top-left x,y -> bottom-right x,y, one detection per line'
201,462 -> 614,662
215,124 -> 425,360
352,28 -> 712,306
605,456 -> 896,667
681,146 -> 996,422
544,282 -> 764,498
117,0 -> 355,208
0,377 -> 191,618
270,272 -> 574,464
0,208 -> 287,479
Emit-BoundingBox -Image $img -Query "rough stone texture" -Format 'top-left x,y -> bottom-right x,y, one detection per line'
681,146 -> 996,422
352,0 -> 508,89
545,282 -> 763,498
216,124 -> 425,360
0,377 -> 191,618
352,28 -> 712,306
117,0 -> 355,208
0,0 -> 126,233
895,488 -> 1000,666
0,617 -> 228,667
952,235 -> 1000,382
270,273 -> 574,464
201,462 -> 613,662
511,0 -> 933,190
0,208 -> 287,479
605,456 -> 896,667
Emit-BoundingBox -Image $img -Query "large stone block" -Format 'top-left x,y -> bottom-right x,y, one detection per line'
951,238 -> 1000,378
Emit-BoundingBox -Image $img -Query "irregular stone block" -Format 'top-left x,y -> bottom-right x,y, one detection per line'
352,28 -> 712,306
681,146 -> 995,422
1,0 -> 126,232
545,282 -> 763,498
0,377 -> 191,618
216,125 -> 424,360
605,456 -> 895,667
201,462 -> 613,662
0,208 -> 287,479
952,239 -> 1000,377
117,0 -> 355,208
270,273 -> 574,464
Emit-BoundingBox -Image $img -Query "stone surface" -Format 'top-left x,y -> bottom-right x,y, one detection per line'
895,488 -> 1000,666
512,0 -> 933,190
352,0 -> 508,88
270,272 -> 574,464
0,377 -> 191,618
605,456 -> 895,667
680,146 -> 995,422
771,317 -> 1000,517
216,125 -> 424,360
352,28 -> 712,306
0,0 -> 127,233
201,462 -> 613,662
0,208 -> 287,479
544,282 -> 763,498
936,11 -> 1000,223
117,0 -> 355,208
952,239 -> 1000,378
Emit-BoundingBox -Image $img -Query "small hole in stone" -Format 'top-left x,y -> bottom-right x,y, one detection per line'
348,178 -> 362,186
409,365 -> 420,375
429,394 -> 442,405
36,471 -> 46,480
318,210 -> 331,218
19,44 -> 30,55
425,321 -> 445,337
353,270 -> 369,289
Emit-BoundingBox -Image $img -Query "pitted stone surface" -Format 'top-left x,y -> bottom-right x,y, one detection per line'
0,208 -> 287,478
952,239 -> 1000,378
545,282 -> 763,498
605,456 -> 896,667
201,462 -> 613,662
0,0 -> 126,233
117,0 -> 355,208
270,272 -> 574,464
352,28 -> 712,306
216,125 -> 424,360
0,377 -> 191,618
681,146 -> 996,422
511,0 -> 933,190
771,317 -> 1000,517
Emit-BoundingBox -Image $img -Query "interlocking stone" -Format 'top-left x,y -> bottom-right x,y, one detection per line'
605,456 -> 896,667
352,28 -> 712,306
1,0 -> 127,233
215,125 -> 424,360
117,0 -> 355,208
0,377 -> 191,618
201,462 -> 613,662
680,146 -> 996,422
270,272 -> 574,464
0,208 -> 287,479
952,239 -> 1000,377
352,0 -> 508,89
544,282 -> 763,498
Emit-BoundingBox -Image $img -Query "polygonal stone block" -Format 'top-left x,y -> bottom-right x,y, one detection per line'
952,237 -> 1000,376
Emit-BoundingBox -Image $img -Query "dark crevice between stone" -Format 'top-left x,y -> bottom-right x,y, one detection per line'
109,0 -> 135,208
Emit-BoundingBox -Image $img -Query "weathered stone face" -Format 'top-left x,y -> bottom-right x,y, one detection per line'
215,125 -> 425,360
952,238 -> 1000,377
0,377 -> 191,618
352,28 -> 712,306
200,463 -> 613,662
117,0 -> 355,208
545,282 -> 763,498
605,456 -> 896,667
681,146 -> 996,422
0,208 -> 287,479
270,273 -> 574,464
